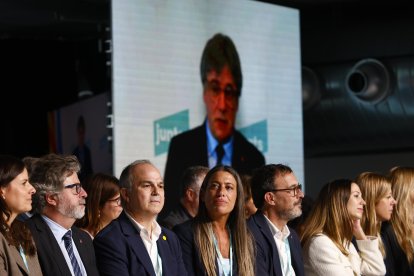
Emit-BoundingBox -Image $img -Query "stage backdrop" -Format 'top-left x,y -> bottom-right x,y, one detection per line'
111,0 -> 304,187
48,92 -> 113,176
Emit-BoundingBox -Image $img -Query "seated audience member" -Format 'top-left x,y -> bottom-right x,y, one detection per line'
26,153 -> 99,276
355,172 -> 396,259
240,174 -> 257,219
160,166 -> 209,229
301,179 -> 386,276
173,165 -> 255,276
247,164 -> 305,276
0,155 -> 42,275
381,166 -> 414,276
93,160 -> 186,276
76,173 -> 123,238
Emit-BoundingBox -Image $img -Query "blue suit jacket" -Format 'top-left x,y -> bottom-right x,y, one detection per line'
247,211 -> 305,276
94,211 -> 187,276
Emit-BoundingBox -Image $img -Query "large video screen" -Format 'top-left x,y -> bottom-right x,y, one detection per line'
112,0 -> 304,185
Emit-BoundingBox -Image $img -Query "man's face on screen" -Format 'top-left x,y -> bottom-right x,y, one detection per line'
203,65 -> 239,142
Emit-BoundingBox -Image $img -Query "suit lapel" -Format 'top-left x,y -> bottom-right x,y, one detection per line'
119,213 -> 156,276
32,215 -> 72,275
288,233 -> 303,276
72,228 -> 89,272
157,231 -> 169,275
254,212 -> 284,276
199,123 -> 209,166
10,245 -> 29,275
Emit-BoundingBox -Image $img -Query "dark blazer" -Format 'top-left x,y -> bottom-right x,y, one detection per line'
173,220 -> 237,276
26,214 -> 99,276
93,211 -> 187,276
247,211 -> 305,276
381,221 -> 414,276
159,203 -> 192,230
163,122 -> 265,217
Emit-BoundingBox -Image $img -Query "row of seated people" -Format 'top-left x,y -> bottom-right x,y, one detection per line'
0,153 -> 413,275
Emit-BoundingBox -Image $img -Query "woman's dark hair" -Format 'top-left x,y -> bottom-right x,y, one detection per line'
0,155 -> 36,255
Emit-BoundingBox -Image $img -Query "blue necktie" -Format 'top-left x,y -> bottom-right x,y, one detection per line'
216,143 -> 225,166
63,230 -> 82,276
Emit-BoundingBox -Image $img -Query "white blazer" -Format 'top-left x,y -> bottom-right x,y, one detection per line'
303,233 -> 386,276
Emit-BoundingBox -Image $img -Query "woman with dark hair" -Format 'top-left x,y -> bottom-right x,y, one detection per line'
300,179 -> 385,276
173,165 -> 255,276
76,173 -> 122,238
0,155 -> 42,275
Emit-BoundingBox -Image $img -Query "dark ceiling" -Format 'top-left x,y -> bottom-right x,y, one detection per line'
1,0 -> 413,158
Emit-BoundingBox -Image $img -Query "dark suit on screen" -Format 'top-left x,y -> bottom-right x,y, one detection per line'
163,122 -> 265,216
93,211 -> 187,276
247,211 -> 305,276
26,214 -> 99,276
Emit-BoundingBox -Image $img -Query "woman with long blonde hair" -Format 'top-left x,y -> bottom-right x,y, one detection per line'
173,165 -> 255,276
355,172 -> 396,257
301,179 -> 385,276
381,166 -> 414,275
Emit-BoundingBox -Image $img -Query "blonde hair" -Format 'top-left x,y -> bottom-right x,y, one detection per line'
389,166 -> 414,264
355,172 -> 390,256
300,179 -> 354,256
194,165 -> 255,276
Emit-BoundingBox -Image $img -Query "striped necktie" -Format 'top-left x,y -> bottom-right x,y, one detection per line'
63,230 -> 82,276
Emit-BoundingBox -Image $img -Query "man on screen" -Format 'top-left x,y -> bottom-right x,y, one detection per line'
163,33 -> 265,216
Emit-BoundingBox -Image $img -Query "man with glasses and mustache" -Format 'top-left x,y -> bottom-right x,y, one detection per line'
163,33 -> 265,217
248,164 -> 305,276
26,153 -> 99,276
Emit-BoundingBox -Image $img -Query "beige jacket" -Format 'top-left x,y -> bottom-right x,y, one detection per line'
303,233 -> 386,276
0,232 -> 43,276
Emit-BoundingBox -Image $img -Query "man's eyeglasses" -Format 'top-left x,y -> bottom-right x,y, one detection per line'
205,81 -> 239,103
270,184 -> 302,197
64,183 -> 83,195
107,197 -> 122,206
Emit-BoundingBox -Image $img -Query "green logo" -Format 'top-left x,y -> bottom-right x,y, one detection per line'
154,110 -> 189,156
239,120 -> 268,153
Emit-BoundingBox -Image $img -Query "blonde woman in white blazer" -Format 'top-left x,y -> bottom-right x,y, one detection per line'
300,179 -> 386,276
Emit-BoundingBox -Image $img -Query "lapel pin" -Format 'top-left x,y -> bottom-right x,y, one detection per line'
162,235 -> 167,241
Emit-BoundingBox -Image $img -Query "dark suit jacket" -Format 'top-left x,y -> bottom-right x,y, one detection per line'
381,221 -> 414,276
173,220 -> 236,276
247,211 -> 305,276
26,214 -> 99,276
163,122 -> 265,217
93,211 -> 187,276
159,203 -> 192,230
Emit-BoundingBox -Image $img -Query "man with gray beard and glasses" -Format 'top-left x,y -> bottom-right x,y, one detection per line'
26,153 -> 99,276
247,164 -> 305,276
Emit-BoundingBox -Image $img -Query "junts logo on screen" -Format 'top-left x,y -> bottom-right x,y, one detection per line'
239,120 -> 268,154
153,110 -> 189,156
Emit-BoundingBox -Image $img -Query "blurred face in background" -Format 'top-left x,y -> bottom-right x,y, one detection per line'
101,193 -> 123,222
203,66 -> 239,142
375,187 -> 396,221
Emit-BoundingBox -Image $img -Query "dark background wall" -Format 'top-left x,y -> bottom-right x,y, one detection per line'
1,0 -> 413,197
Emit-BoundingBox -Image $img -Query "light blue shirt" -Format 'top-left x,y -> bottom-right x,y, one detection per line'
205,122 -> 234,168
41,215 -> 87,276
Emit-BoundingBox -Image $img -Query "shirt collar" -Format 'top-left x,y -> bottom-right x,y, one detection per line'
41,214 -> 71,240
263,214 -> 291,240
205,121 -> 234,157
124,211 -> 162,240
